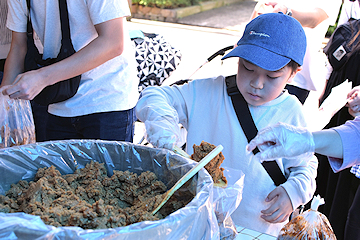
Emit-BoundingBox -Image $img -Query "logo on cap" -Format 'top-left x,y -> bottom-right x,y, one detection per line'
249,31 -> 270,38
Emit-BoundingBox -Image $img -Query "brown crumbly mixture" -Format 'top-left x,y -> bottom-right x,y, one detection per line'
191,141 -> 227,186
0,161 -> 193,229
277,212 -> 336,240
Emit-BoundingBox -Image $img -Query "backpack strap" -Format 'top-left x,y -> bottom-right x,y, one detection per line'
225,75 -> 287,186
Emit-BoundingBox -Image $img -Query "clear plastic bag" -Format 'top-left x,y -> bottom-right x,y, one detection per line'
0,91 -> 36,148
213,168 -> 244,240
277,195 -> 337,240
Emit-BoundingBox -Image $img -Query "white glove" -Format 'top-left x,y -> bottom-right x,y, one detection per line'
144,117 -> 181,150
246,122 -> 315,162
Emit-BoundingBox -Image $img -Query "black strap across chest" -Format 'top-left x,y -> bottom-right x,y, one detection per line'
226,75 -> 287,186
26,0 -> 71,43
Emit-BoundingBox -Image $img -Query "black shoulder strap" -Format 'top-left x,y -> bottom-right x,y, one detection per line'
225,75 -> 287,186
58,0 -> 71,42
26,0 -> 70,41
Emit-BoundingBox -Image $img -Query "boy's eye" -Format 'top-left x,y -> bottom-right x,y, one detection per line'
243,64 -> 254,72
267,75 -> 279,79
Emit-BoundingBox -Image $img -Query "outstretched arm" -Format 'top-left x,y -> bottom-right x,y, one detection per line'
251,1 -> 329,28
266,2 -> 329,28
246,122 -> 343,161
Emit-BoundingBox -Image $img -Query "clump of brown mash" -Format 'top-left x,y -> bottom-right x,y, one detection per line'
191,141 -> 227,187
0,161 -> 192,229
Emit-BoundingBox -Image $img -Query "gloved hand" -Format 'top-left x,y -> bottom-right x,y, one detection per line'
144,117 -> 181,150
246,122 -> 315,162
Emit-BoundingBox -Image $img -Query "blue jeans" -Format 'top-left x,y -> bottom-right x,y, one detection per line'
46,108 -> 136,142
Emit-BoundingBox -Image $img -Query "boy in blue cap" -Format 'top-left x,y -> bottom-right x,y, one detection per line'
136,13 -> 317,236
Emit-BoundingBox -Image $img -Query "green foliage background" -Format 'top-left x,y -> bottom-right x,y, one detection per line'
326,2 -> 343,37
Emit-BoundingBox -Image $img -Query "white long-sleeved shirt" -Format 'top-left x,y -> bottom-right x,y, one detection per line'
136,75 -> 318,236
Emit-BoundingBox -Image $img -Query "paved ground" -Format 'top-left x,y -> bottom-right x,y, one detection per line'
178,0 -> 258,30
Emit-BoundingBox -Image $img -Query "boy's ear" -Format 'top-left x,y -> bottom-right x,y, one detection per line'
287,66 -> 302,83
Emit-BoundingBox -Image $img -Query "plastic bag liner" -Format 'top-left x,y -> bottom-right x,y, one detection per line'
0,140 -> 219,240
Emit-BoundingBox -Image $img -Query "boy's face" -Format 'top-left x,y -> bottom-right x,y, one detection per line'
236,58 -> 299,106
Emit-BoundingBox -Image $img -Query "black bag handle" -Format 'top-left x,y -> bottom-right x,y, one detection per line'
226,75 -> 287,186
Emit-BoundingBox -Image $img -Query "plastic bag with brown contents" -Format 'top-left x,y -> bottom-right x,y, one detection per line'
0,93 -> 36,148
278,195 -> 337,240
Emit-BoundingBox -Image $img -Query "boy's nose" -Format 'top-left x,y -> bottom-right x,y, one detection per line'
250,77 -> 264,89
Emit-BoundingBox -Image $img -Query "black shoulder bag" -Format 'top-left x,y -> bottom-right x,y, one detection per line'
25,0 -> 81,106
323,18 -> 360,71
225,75 -> 287,186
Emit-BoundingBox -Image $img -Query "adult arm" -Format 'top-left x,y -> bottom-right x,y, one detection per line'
312,129 -> 343,158
264,2 -> 329,28
246,122 -> 342,160
247,117 -> 360,168
0,31 -> 27,87
3,17 -> 126,100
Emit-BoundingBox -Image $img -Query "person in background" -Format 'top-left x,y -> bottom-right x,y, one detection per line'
250,0 -> 342,104
247,89 -> 360,239
323,0 -> 360,99
1,0 -> 139,143
339,0 -> 360,24
136,13 -> 318,236
314,0 -> 360,237
0,0 -> 11,84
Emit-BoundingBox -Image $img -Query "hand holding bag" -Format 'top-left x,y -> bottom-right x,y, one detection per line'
24,0 -> 81,106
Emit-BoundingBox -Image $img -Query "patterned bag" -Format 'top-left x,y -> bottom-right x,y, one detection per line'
132,32 -> 182,92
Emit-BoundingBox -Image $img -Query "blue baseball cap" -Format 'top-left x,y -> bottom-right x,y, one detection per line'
222,13 -> 306,71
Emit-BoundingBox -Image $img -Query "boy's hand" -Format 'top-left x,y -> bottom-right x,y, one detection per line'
260,186 -> 293,223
